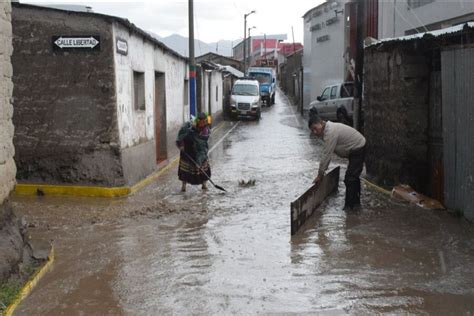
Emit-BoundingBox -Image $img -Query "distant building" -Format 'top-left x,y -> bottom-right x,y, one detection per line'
196,52 -> 244,72
378,0 -> 474,38
276,42 -> 304,71
232,34 -> 287,67
302,0 -> 378,110
303,0 -> 352,109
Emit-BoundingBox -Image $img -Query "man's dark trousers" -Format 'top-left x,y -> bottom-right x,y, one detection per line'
344,146 -> 366,208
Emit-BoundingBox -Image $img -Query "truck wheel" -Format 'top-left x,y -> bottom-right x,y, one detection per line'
337,109 -> 350,125
271,94 -> 275,105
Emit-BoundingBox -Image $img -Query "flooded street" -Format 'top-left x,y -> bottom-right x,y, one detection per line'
13,92 -> 474,315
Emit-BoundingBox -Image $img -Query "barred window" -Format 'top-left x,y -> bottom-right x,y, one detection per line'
408,0 -> 435,9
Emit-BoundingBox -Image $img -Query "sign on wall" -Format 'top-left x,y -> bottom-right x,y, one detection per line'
53,36 -> 100,50
116,38 -> 128,55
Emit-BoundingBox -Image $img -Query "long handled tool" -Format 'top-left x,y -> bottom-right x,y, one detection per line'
182,151 -> 226,192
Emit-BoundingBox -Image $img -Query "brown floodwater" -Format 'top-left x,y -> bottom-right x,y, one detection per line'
13,92 -> 474,315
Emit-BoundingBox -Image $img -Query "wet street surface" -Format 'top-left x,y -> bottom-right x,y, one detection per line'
13,91 -> 474,315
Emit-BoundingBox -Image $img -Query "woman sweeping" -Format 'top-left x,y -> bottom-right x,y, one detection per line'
176,112 -> 211,192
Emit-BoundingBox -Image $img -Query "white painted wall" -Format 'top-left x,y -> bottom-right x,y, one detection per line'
379,0 -> 474,39
305,0 -> 350,109
200,70 -> 224,119
113,23 -> 188,150
209,71 -> 223,119
303,12 -> 313,108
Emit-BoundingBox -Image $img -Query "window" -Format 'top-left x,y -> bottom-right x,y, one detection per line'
184,79 -> 189,106
232,84 -> 259,96
330,86 -> 338,99
321,87 -> 330,101
249,72 -> 271,84
341,83 -> 354,98
133,71 -> 145,111
407,0 -> 435,9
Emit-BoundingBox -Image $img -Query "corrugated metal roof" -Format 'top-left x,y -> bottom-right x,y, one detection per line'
368,22 -> 474,47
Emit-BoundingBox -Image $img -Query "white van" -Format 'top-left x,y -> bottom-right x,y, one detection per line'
229,79 -> 261,120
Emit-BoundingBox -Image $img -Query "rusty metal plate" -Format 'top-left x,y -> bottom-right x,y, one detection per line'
290,167 -> 340,235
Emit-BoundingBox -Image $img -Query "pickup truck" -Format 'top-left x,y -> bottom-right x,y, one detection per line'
308,82 -> 354,124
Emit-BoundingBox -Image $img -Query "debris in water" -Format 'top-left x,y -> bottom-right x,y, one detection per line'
238,179 -> 256,187
392,184 -> 444,210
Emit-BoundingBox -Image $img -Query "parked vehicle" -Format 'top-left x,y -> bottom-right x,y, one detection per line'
247,67 -> 276,106
308,82 -> 354,124
229,79 -> 261,120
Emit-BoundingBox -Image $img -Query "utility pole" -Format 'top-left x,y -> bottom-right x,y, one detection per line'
248,26 -> 256,68
354,0 -> 365,131
243,10 -> 255,75
291,26 -> 296,54
188,0 -> 197,117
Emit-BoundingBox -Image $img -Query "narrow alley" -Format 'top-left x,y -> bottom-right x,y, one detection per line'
12,92 -> 474,315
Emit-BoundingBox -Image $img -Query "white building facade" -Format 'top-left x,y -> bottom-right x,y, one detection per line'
303,0 -> 351,109
379,0 -> 474,39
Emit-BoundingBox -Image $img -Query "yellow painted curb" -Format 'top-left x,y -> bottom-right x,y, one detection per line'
130,157 -> 179,194
13,121 -> 226,198
362,178 -> 392,196
3,246 -> 55,316
14,184 -> 131,198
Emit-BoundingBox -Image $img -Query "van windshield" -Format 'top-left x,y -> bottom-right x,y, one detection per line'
249,73 -> 271,84
232,84 -> 259,96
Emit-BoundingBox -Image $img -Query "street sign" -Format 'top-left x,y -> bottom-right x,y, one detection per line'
53,36 -> 100,50
116,38 -> 128,55
290,167 -> 340,235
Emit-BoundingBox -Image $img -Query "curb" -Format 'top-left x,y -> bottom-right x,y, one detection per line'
362,178 -> 392,196
3,246 -> 55,316
13,122 -> 227,198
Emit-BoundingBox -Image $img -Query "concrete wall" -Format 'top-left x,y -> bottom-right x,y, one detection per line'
12,5 -> 123,186
379,0 -> 474,38
208,71 -> 223,122
113,23 -> 188,185
303,12 -> 312,108
0,1 -> 16,202
305,0 -> 350,110
364,42 -> 431,192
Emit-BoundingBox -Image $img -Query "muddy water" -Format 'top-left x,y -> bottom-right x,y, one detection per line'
14,92 -> 474,315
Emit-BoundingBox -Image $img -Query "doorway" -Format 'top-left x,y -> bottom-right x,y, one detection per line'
154,72 -> 167,163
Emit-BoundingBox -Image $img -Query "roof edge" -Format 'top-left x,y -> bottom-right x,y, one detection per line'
13,2 -> 188,62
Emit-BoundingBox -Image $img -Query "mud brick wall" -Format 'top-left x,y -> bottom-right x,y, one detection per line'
0,1 -> 16,205
11,5 -> 124,186
280,51 -> 303,103
363,43 -> 430,192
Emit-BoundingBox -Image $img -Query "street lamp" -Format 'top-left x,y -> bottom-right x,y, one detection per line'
247,26 -> 256,67
243,10 -> 256,75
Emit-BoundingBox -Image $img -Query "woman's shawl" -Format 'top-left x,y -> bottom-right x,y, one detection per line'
176,122 -> 210,165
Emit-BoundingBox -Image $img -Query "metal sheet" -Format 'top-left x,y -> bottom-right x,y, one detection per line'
290,167 -> 340,235
441,47 -> 474,221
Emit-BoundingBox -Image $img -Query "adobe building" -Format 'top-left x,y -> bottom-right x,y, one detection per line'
364,23 -> 474,221
196,52 -> 244,72
11,3 -> 190,188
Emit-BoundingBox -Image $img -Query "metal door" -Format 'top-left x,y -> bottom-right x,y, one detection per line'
441,48 -> 474,221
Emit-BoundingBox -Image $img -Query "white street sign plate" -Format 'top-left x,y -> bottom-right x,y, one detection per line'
53,36 -> 100,50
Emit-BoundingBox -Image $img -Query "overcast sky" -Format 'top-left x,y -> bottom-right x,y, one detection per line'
22,0 -> 325,43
